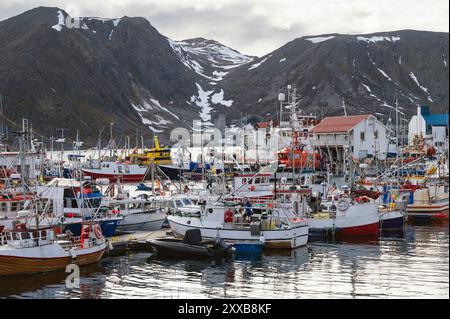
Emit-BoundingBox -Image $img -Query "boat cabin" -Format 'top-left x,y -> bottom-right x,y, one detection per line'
0,228 -> 54,247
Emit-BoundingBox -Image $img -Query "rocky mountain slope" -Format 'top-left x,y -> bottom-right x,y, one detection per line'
222,31 -> 449,122
0,7 -> 448,146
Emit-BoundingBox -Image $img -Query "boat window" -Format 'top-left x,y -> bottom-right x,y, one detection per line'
0,202 -> 6,212
242,178 -> 247,184
118,166 -> 123,173
11,202 -> 18,211
21,232 -> 31,240
12,232 -> 20,240
175,200 -> 183,207
182,198 -> 192,206
125,166 -> 130,173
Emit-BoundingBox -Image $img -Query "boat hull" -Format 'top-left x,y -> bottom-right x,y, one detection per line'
307,203 -> 380,237
168,217 -> 308,249
379,211 -> 405,229
117,211 -> 166,232
148,239 -> 212,258
407,204 -> 449,220
65,219 -> 120,238
82,170 -> 145,183
0,248 -> 105,276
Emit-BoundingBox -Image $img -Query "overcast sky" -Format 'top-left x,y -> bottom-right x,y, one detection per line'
0,0 -> 448,56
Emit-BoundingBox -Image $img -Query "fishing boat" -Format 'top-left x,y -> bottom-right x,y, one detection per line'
304,192 -> 380,237
276,147 -> 321,170
101,198 -> 166,232
168,201 -> 309,249
405,187 -> 449,220
0,222 -> 108,276
126,136 -> 172,165
82,160 -> 148,183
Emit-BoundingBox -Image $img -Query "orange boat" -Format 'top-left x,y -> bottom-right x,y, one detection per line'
276,147 -> 320,170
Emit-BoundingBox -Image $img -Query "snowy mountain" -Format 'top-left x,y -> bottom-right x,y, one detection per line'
221,31 -> 449,123
173,38 -> 255,82
0,7 -> 448,145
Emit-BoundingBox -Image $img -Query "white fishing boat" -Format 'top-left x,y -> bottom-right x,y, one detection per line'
0,222 -> 108,276
168,201 -> 309,249
302,192 -> 380,237
101,197 -> 166,232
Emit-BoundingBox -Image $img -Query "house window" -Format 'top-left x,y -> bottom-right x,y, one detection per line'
360,132 -> 365,141
374,130 -> 378,139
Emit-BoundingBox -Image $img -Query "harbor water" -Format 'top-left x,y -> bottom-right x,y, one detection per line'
0,222 -> 448,299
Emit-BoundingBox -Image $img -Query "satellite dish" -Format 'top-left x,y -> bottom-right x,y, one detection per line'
278,93 -> 285,102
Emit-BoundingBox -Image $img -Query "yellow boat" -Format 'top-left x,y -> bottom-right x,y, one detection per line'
127,136 -> 172,165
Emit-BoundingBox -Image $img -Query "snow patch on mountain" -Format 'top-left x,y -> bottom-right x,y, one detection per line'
361,83 -> 372,92
248,57 -> 268,70
211,89 -> 233,107
191,83 -> 214,123
377,68 -> 393,81
168,39 -> 205,75
172,38 -> 253,81
131,98 -> 179,132
305,36 -> 335,43
190,83 -> 234,122
357,35 -> 400,43
409,72 -> 433,102
52,10 -> 65,31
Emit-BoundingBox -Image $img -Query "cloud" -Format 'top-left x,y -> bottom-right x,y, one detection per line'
0,0 -> 448,56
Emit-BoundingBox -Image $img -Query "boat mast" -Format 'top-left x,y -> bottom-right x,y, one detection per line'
56,128 -> 68,177
395,94 -> 399,162
109,122 -> 114,159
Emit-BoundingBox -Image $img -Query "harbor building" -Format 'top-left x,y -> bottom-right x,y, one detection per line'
408,106 -> 449,150
310,114 -> 392,167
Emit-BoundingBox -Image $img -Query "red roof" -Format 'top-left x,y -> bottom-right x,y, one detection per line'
310,115 -> 371,133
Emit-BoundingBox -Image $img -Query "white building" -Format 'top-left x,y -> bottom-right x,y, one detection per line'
310,114 -> 392,162
408,106 -> 449,149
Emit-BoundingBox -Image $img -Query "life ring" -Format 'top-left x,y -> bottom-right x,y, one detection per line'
337,199 -> 349,211
224,209 -> 234,223
111,209 -> 120,215
249,185 -> 256,191
93,224 -> 103,239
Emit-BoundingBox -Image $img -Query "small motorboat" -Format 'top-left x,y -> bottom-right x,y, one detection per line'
148,229 -> 232,259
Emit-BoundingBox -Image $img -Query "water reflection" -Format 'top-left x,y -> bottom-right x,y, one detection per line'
1,223 -> 448,299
